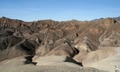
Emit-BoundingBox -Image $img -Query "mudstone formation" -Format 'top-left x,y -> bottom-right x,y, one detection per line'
0,17 -> 120,72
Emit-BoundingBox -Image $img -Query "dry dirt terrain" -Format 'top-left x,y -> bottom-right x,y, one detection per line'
0,17 -> 120,72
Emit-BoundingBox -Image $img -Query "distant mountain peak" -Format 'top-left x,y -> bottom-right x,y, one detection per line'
113,16 -> 120,21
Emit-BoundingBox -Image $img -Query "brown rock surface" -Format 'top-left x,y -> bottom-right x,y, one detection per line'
0,17 -> 120,72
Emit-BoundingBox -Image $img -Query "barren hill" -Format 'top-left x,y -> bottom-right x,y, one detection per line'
0,17 -> 120,72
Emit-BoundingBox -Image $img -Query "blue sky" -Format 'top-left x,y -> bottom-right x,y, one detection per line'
0,0 -> 120,21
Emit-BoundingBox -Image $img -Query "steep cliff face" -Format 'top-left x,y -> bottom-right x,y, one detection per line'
0,17 -> 120,62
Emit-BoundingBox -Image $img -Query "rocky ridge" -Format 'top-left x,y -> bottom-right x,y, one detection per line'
0,17 -> 120,72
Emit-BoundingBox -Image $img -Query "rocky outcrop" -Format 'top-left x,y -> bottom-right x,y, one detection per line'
0,17 -> 120,72
0,17 -> 119,58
